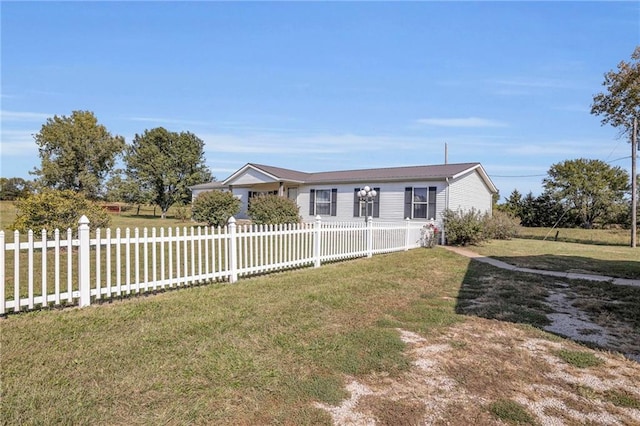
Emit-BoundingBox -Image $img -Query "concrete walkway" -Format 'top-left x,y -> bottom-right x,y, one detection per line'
442,246 -> 640,288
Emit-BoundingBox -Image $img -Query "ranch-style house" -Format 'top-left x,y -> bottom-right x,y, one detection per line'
190,162 -> 498,223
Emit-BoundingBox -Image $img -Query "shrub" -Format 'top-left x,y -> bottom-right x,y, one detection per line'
191,190 -> 241,227
11,189 -> 110,235
173,205 -> 191,222
483,210 -> 520,240
247,195 -> 301,225
442,208 -> 485,246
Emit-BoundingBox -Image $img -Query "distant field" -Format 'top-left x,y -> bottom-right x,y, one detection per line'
0,200 -> 201,233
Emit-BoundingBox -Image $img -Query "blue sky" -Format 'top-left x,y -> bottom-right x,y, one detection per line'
1,1 -> 639,199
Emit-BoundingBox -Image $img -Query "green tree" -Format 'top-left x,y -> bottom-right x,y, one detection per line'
191,190 -> 240,227
104,170 -> 154,213
125,127 -> 213,218
543,158 -> 629,228
591,46 -> 639,245
31,110 -> 125,199
247,195 -> 301,225
591,46 -> 640,134
0,177 -> 34,201
499,189 -> 523,217
11,189 -> 110,235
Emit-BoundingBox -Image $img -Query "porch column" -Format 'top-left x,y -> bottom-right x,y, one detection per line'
278,182 -> 284,196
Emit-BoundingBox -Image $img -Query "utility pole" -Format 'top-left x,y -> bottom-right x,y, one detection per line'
632,117 -> 637,248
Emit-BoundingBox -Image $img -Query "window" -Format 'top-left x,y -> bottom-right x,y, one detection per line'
404,187 -> 436,219
353,188 -> 380,218
309,188 -> 337,216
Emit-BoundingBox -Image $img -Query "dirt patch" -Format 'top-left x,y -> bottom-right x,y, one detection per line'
315,320 -> 640,425
544,282 -> 640,362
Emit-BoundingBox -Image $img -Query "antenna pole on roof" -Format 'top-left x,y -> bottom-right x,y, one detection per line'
444,143 -> 448,164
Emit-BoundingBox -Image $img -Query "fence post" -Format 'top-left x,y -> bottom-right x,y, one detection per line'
366,216 -> 373,258
0,231 -> 5,315
78,215 -> 91,308
404,217 -> 411,251
228,217 -> 238,283
313,215 -> 321,268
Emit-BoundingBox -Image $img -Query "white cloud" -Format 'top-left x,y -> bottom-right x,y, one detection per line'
0,130 -> 38,156
127,116 -> 211,127
416,117 -> 508,128
199,132 -> 425,156
1,110 -> 50,122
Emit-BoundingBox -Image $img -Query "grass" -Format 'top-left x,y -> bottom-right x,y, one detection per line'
470,238 -> 640,280
1,200 -> 200,233
488,399 -> 536,425
2,247 -> 639,424
554,349 -> 604,368
517,226 -> 632,246
0,249 -> 465,424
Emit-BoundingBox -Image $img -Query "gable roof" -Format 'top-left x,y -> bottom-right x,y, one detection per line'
222,162 -> 497,193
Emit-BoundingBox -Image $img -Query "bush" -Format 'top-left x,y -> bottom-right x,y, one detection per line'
191,190 -> 241,227
483,210 -> 520,240
442,208 -> 485,246
173,205 -> 191,222
247,195 -> 300,225
12,189 -> 110,235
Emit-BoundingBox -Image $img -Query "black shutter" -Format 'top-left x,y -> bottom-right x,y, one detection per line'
331,188 -> 338,216
373,187 -> 380,218
309,189 -> 315,216
404,187 -> 412,219
428,186 -> 437,219
353,188 -> 360,217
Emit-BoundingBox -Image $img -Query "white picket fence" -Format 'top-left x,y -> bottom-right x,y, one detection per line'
0,216 -> 433,314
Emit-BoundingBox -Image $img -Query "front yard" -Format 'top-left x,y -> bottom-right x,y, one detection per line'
1,246 -> 639,424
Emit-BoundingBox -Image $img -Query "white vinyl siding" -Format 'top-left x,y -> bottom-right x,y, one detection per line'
448,170 -> 493,214
227,168 -> 276,185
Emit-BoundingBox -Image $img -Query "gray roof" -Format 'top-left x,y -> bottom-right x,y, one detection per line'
223,162 -> 498,193
250,162 -> 481,182
189,181 -> 226,190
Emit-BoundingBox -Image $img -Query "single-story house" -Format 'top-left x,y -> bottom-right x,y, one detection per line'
190,162 -> 498,223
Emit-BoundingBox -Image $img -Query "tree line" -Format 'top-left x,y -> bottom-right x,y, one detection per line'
2,110 -> 213,219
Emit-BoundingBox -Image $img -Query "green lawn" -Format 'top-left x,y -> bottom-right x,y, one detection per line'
470,238 -> 640,280
2,247 -> 639,424
1,249 -> 464,424
516,225 -> 632,246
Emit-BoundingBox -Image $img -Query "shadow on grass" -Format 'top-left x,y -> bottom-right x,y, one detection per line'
454,259 -> 640,360
517,234 -> 630,247
489,254 -> 640,280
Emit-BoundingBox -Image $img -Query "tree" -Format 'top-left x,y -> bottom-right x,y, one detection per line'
0,177 -> 34,201
125,127 -> 213,218
247,194 -> 301,225
104,170 -> 154,213
31,110 -> 125,199
543,159 -> 629,228
591,46 -> 639,246
191,190 -> 240,227
499,189 -> 523,217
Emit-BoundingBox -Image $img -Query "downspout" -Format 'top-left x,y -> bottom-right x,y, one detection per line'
443,177 -> 450,245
